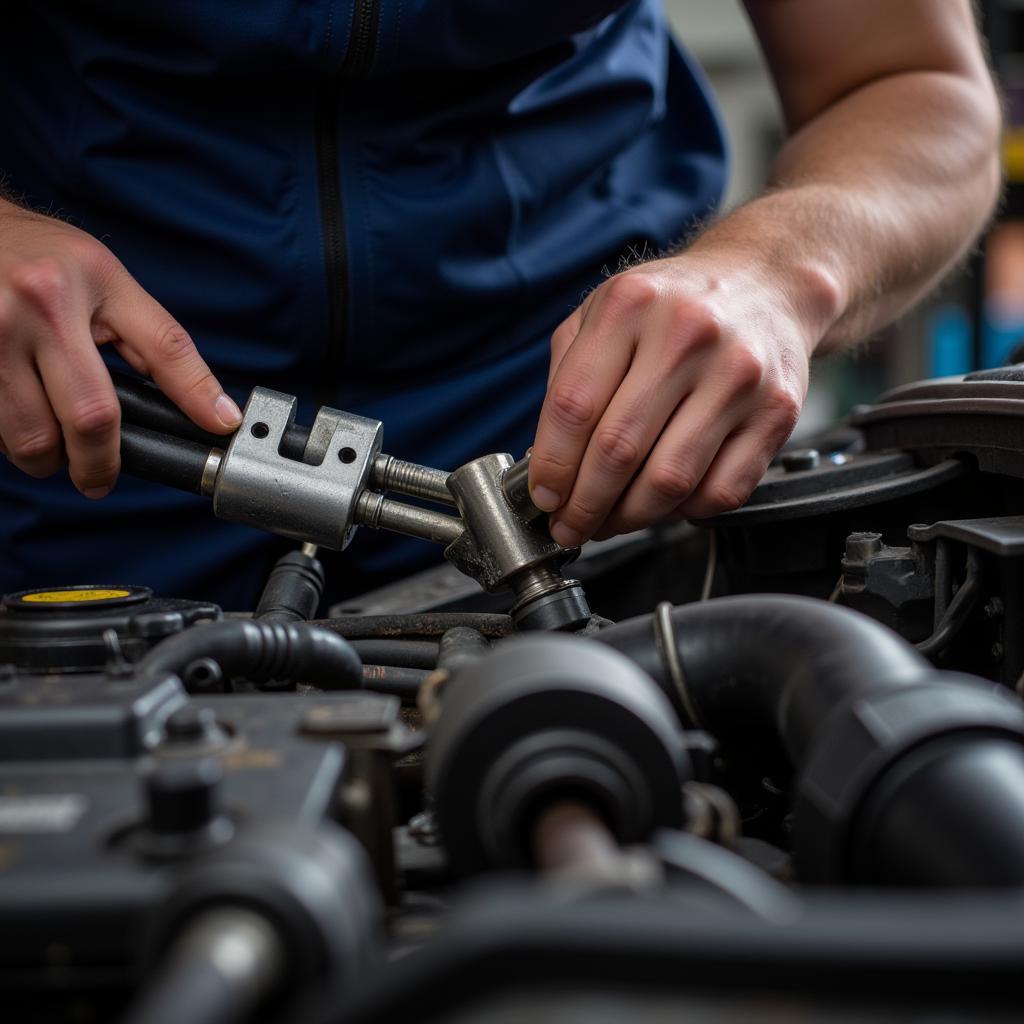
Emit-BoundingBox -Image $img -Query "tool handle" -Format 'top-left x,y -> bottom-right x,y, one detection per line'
113,370 -> 231,449
120,422 -> 216,495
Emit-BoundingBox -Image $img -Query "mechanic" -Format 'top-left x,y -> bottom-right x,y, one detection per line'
0,2 -> 1001,608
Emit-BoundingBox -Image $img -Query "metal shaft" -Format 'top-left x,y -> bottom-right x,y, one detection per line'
355,491 -> 464,546
371,454 -> 455,506
500,454 -> 544,523
121,907 -> 285,1024
531,801 -> 623,875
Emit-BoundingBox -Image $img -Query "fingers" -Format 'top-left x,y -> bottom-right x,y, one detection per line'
540,273 -> 769,546
592,407 -> 740,542
36,333 -> 121,498
674,387 -> 801,521
593,345 -> 773,537
0,261 -> 80,482
544,354 -> 701,548
0,220 -> 237,498
535,259 -> 808,544
0,359 -> 63,478
547,290 -> 596,388
97,276 -> 241,434
530,279 -> 652,519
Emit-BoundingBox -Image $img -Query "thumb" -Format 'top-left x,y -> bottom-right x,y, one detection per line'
96,272 -> 241,434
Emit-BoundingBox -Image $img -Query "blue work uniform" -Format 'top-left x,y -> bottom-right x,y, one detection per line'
0,1 -> 726,609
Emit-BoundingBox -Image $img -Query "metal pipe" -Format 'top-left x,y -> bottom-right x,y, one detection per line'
308,613 -> 514,641
371,454 -> 455,507
200,449 -> 223,498
121,907 -> 285,1024
354,491 -> 464,546
531,801 -> 623,875
499,455 -> 544,523
916,547 -> 981,657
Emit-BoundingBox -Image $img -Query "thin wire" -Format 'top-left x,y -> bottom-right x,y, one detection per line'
916,549 -> 981,658
700,531 -> 717,602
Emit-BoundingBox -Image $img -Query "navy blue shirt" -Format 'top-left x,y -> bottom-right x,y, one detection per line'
0,1 -> 726,608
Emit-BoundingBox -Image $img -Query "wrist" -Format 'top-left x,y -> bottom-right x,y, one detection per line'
687,190 -> 851,357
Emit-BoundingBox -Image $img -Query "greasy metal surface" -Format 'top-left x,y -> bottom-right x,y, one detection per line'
907,517 -> 1024,556
532,801 -> 622,874
328,526 -> 691,617
446,454 -> 574,594
355,491 -> 464,546
500,454 -> 545,523
199,449 -> 223,499
214,388 -> 383,549
308,612 -> 514,640
371,454 -> 454,507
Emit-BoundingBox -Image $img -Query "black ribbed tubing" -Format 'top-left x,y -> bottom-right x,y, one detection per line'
136,619 -> 362,691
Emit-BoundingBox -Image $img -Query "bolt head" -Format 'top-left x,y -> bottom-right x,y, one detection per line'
781,448 -> 820,473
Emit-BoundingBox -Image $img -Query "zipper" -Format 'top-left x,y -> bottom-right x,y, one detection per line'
314,0 -> 380,406
343,0 -> 381,78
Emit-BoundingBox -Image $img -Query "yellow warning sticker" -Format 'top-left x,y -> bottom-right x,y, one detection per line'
20,589 -> 132,604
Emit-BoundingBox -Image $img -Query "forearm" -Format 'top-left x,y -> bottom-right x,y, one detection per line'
720,2 -> 1004,354
528,0 -> 1003,541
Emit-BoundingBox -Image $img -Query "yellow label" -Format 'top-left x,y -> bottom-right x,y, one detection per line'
1004,129 -> 1024,184
20,589 -> 132,604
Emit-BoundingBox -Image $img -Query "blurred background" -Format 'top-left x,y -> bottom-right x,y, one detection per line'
664,0 -> 1024,436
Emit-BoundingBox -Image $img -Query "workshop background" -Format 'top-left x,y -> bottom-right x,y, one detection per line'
668,0 -> 1024,437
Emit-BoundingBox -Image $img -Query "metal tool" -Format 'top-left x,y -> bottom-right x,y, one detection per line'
115,373 -> 590,630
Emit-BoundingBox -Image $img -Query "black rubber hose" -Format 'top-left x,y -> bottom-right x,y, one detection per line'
851,736 -> 1024,886
136,619 -> 363,691
348,639 -> 438,670
116,370 -> 313,461
598,595 -> 929,761
361,664 -> 430,700
255,551 -> 326,623
120,423 -> 212,496
597,596 -> 1024,885
437,627 -> 490,674
114,371 -> 230,449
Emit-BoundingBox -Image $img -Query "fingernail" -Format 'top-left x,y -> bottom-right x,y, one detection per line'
215,393 -> 243,428
531,485 -> 561,512
550,521 -> 582,549
82,486 -> 110,500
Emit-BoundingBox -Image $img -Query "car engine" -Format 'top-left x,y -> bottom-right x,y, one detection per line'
3,366 -> 1024,1023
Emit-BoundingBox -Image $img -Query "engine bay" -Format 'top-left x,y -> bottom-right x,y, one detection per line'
4,367 -> 1024,1023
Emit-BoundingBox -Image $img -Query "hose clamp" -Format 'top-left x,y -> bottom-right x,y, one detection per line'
654,602 -> 700,729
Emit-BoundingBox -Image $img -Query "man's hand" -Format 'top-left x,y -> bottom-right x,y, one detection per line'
0,201 -> 241,497
530,0 -> 1001,546
529,251 -> 822,547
